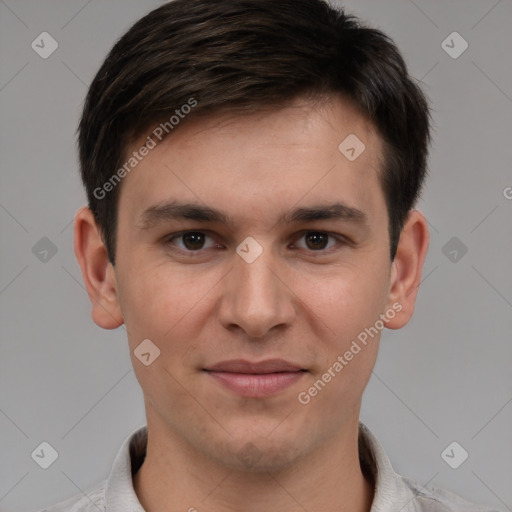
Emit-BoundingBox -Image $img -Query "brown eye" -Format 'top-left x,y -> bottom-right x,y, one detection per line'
166,231 -> 216,251
292,231 -> 347,254
181,232 -> 205,250
304,232 -> 330,250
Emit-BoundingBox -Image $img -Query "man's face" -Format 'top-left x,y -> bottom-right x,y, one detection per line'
111,95 -> 396,471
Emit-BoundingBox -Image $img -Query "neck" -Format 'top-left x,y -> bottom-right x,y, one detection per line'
133,413 -> 374,512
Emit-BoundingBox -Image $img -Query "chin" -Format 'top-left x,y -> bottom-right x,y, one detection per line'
210,435 -> 305,473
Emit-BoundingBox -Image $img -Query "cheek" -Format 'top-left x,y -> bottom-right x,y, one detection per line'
293,273 -> 384,416
117,260 -> 215,351
119,265 -> 215,403
294,261 -> 389,347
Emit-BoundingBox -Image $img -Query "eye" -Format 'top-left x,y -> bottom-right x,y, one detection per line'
165,231 -> 218,252
293,231 -> 341,251
164,230 -> 347,255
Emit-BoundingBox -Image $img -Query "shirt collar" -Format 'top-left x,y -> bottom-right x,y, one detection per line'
105,425 -> 147,511
358,422 -> 417,511
105,421 -> 416,512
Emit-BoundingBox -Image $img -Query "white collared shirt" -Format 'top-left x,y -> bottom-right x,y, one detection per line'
34,422 -> 503,512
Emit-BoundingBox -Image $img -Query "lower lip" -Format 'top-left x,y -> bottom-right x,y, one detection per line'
206,371 -> 305,397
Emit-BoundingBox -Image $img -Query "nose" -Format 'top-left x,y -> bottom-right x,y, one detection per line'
216,244 -> 296,339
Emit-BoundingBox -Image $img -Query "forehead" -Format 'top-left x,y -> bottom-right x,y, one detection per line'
154,95 -> 381,163
117,95 -> 385,229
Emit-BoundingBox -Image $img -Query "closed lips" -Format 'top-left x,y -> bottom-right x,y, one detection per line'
203,359 -> 307,398
204,359 -> 306,374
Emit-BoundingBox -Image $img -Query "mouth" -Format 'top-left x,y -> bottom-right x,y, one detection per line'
203,359 -> 307,398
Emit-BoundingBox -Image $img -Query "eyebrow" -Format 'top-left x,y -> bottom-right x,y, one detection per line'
136,200 -> 368,231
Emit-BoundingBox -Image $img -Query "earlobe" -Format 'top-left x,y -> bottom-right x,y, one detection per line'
73,206 -> 124,329
384,209 -> 430,330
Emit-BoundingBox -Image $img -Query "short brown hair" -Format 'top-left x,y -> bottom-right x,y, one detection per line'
78,0 -> 431,264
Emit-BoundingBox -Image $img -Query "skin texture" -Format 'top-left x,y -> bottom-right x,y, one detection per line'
74,94 -> 429,512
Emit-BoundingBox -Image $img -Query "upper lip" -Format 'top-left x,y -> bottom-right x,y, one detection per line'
204,359 -> 304,374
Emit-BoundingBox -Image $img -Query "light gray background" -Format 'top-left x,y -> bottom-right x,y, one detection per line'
0,0 -> 511,511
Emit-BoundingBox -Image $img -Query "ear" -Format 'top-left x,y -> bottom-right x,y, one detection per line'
384,209 -> 430,329
73,206 -> 124,329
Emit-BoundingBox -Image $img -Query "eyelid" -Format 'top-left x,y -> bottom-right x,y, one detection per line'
291,230 -> 348,252
164,230 -> 219,251
163,229 -> 349,254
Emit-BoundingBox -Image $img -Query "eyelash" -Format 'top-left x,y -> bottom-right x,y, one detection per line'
163,230 -> 349,256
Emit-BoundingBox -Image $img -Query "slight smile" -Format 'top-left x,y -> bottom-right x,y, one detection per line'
203,359 -> 308,398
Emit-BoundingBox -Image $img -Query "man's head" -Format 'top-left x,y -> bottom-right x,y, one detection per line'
78,0 -> 430,265
74,0 -> 430,475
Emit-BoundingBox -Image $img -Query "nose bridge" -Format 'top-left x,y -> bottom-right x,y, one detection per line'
218,243 -> 294,337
